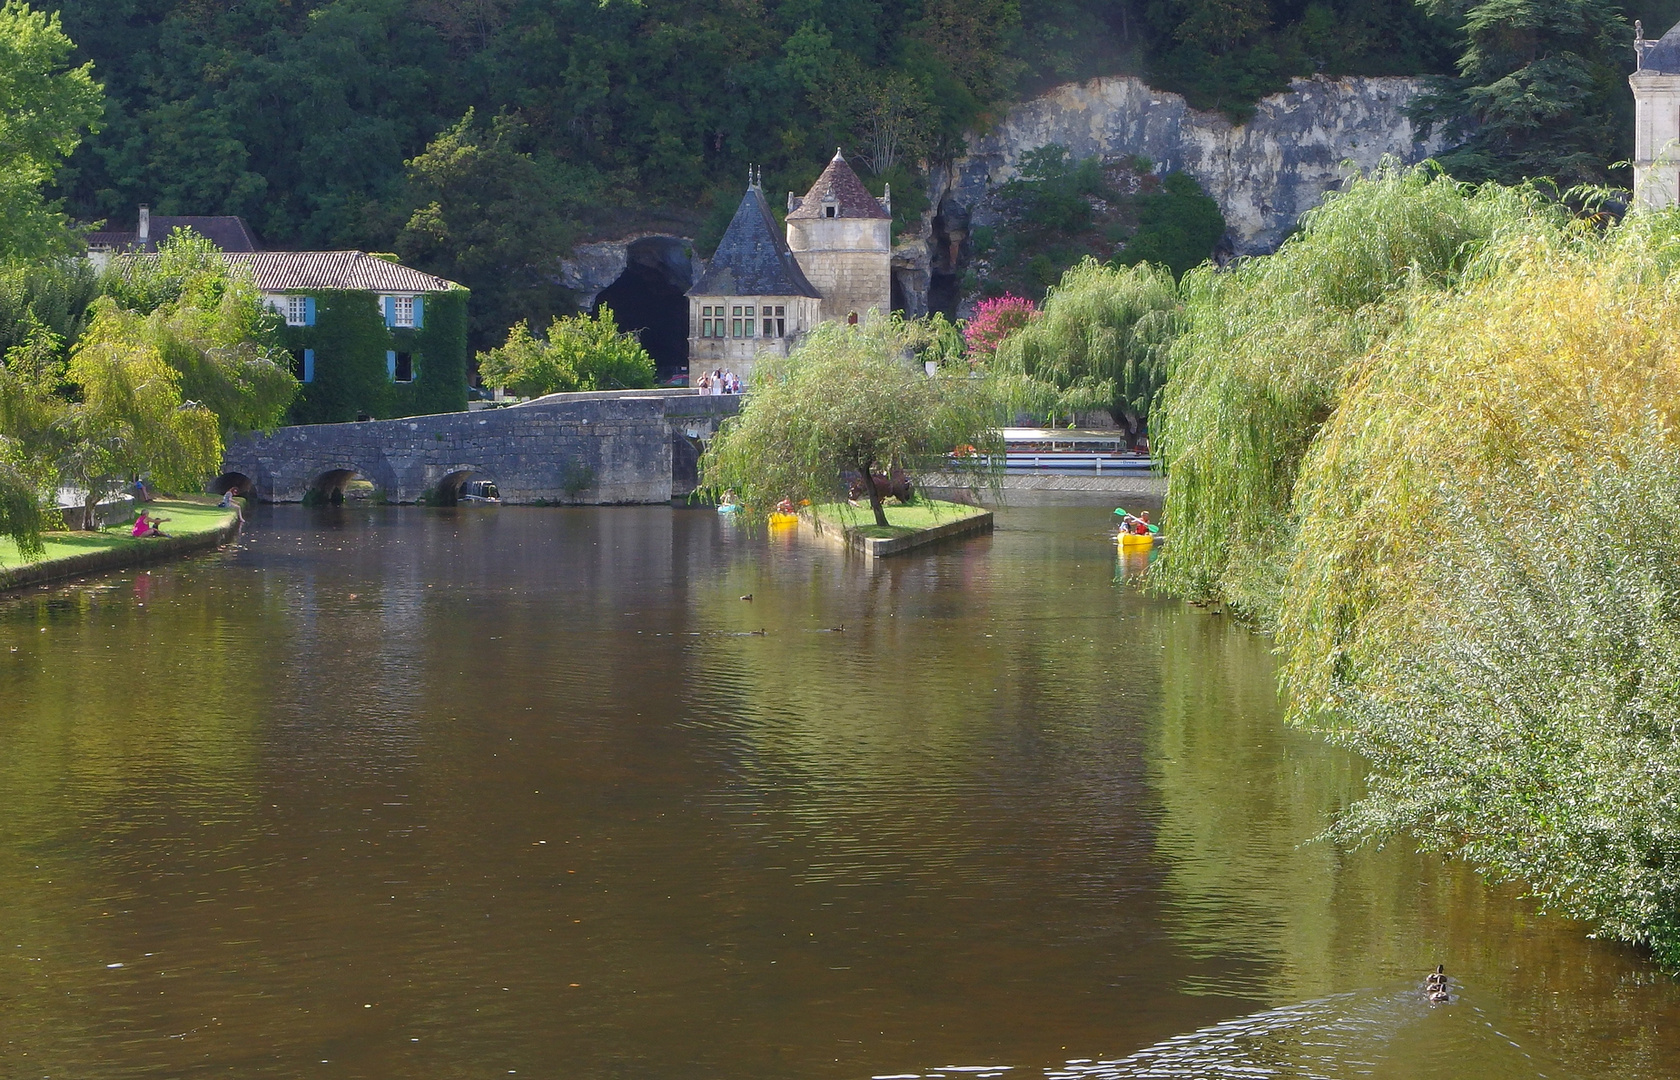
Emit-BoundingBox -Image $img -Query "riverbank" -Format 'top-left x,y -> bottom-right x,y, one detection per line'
0,497 -> 242,594
805,499 -> 993,556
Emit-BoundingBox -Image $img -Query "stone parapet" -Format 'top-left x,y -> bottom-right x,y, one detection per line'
223,390 -> 739,505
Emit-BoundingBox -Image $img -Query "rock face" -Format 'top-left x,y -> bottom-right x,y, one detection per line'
931,74 -> 1448,259
559,234 -> 698,309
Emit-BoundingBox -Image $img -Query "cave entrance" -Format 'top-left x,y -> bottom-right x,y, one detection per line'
593,237 -> 693,383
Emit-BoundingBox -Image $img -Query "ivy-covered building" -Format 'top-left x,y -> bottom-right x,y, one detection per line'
227,251 -> 469,424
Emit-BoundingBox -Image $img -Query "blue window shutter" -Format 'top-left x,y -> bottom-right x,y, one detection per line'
304,296 -> 316,326
412,295 -> 424,329
387,350 -> 397,379
384,296 -> 396,327
303,349 -> 314,383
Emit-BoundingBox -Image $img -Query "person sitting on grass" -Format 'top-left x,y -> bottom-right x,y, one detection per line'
131,510 -> 152,538
147,515 -> 170,537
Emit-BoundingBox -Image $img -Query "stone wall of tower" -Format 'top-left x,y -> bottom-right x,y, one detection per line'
1632,71 -> 1680,209
786,218 -> 892,324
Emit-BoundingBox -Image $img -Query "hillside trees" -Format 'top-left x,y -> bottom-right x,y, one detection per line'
42,0 -> 1471,341
394,111 -> 617,346
0,1 -> 102,260
1411,0 -> 1631,184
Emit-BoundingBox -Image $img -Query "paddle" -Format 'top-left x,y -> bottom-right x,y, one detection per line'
1113,506 -> 1160,534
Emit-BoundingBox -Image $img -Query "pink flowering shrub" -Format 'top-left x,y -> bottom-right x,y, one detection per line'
963,294 -> 1036,357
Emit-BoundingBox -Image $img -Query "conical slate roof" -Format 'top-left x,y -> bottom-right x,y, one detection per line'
786,149 -> 890,220
691,185 -> 821,298
1643,21 -> 1680,74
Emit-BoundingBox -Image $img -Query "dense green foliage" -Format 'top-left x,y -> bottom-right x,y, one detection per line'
1144,164 -> 1680,965
991,258 -> 1178,426
0,231 -> 297,545
700,320 -> 1000,526
100,231 -> 298,438
1412,0 -> 1632,185
1115,172 -> 1228,278
27,0 -> 1497,342
476,307 -> 655,398
1150,164 -> 1554,618
976,149 -> 1227,298
280,286 -> 468,424
0,1 -> 101,260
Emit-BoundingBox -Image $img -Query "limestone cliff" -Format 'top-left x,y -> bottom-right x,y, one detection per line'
930,74 -> 1449,260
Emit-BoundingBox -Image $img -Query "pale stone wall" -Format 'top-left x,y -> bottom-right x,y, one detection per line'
221,390 -> 739,504
787,218 -> 892,323
1632,72 -> 1680,210
686,294 -> 821,383
932,74 -> 1448,257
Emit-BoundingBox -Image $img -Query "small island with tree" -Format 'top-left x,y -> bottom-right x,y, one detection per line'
699,319 -> 1001,556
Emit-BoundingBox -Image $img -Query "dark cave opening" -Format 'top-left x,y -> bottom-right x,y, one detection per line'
593,237 -> 692,382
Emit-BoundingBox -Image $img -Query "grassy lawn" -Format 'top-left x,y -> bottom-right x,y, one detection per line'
810,498 -> 987,540
0,497 -> 238,572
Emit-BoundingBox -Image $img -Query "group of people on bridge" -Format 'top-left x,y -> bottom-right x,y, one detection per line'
695,368 -> 741,395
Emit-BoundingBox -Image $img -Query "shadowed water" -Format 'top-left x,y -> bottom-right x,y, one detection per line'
2,502 -> 1678,1078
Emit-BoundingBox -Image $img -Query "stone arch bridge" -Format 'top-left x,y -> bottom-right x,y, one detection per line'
220,389 -> 739,504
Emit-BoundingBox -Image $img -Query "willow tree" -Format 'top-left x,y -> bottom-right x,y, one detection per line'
55,305 -> 222,529
102,231 -> 298,439
700,320 -> 1001,527
1266,205 -> 1680,968
1148,164 -> 1556,619
990,257 -> 1177,428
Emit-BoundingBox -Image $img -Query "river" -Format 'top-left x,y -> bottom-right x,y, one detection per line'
2,501 -> 1678,1079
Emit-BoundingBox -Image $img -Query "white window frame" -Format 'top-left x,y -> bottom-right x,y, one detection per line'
285,295 -> 308,326
392,295 -> 415,328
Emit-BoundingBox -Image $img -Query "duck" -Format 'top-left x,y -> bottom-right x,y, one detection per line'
1429,985 -> 1451,1003
1426,964 -> 1447,987
740,594 -> 753,601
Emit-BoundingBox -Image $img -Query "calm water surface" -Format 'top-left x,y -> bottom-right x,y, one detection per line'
3,502 -> 1678,1079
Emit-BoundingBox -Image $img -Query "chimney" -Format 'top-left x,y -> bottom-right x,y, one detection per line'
138,204 -> 150,243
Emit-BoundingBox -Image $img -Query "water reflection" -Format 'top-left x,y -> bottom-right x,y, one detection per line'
0,503 -> 1677,1078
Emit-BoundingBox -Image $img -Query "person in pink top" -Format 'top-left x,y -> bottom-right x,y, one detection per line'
131,511 -> 151,538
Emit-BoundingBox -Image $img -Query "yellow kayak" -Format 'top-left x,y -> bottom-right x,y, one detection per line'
1118,531 -> 1154,550
769,512 -> 800,527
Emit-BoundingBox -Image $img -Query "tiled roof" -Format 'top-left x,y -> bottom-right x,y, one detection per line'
86,216 -> 261,252
1644,21 -> 1680,74
154,215 -> 261,251
690,187 -> 821,299
224,251 -> 462,293
786,150 -> 889,220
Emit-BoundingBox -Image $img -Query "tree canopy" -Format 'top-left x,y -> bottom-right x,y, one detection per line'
699,321 -> 1001,526
991,258 -> 1179,427
476,306 -> 656,398
33,0 -> 1485,345
0,1 -> 102,260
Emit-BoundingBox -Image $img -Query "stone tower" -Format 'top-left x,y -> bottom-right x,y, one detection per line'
685,169 -> 823,384
785,150 -> 892,324
1632,21 -> 1680,209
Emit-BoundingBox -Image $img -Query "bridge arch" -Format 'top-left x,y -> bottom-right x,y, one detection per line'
209,472 -> 252,496
427,465 -> 497,505
308,468 -> 361,505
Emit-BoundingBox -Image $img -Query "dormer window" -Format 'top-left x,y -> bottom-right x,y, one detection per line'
825,205 -> 837,218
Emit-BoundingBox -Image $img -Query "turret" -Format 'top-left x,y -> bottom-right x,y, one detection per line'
784,150 -> 892,324
1631,21 -> 1680,209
